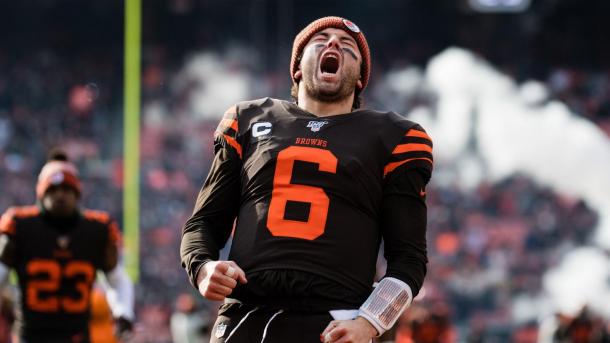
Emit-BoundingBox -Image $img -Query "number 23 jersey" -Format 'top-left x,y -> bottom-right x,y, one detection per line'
0,206 -> 121,338
185,97 -> 433,303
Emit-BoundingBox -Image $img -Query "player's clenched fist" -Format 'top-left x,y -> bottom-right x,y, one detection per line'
196,260 -> 247,301
321,317 -> 377,343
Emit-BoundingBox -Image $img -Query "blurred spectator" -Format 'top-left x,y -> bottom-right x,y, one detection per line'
539,308 -> 610,343
170,293 -> 213,343
394,304 -> 455,343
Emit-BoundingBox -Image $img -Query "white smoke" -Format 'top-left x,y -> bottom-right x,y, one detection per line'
543,248 -> 610,318
387,48 -> 610,319
173,51 -> 253,121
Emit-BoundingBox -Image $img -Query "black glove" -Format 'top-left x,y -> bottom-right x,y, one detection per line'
115,316 -> 134,340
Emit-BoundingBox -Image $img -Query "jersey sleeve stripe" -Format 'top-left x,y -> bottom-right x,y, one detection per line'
10,206 -> 40,217
223,134 -> 243,159
391,143 -> 432,155
0,215 -> 16,235
0,206 -> 40,235
384,158 -> 433,177
389,150 -> 433,163
219,118 -> 238,132
406,129 -> 431,140
83,210 -> 111,224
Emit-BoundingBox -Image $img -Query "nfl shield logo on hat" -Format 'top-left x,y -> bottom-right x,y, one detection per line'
50,172 -> 65,185
342,19 -> 360,33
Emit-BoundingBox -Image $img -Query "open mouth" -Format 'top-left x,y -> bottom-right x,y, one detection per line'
320,54 -> 339,74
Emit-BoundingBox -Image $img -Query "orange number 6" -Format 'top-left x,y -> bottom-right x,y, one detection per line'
267,146 -> 337,240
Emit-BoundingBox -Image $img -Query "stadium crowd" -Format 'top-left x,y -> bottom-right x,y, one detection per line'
1,0 -> 610,342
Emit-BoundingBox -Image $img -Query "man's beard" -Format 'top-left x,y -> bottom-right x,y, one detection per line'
302,62 -> 359,104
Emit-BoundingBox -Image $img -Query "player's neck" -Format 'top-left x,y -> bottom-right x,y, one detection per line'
297,90 -> 354,117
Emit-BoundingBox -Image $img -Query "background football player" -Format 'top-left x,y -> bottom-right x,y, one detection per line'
0,150 -> 135,343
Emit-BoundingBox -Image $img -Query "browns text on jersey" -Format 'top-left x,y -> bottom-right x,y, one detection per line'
182,97 -> 432,309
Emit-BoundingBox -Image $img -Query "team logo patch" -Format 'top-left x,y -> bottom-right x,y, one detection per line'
342,19 -> 360,33
57,235 -> 70,249
50,172 -> 64,185
252,122 -> 272,138
307,121 -> 329,132
215,322 -> 228,338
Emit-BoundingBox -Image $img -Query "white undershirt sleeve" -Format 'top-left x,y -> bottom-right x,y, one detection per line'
0,262 -> 9,287
103,264 -> 135,320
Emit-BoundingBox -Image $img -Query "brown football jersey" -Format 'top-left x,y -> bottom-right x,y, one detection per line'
182,97 -> 432,308
0,206 -> 121,342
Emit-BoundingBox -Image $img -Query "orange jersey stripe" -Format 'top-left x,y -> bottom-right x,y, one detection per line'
10,206 -> 40,217
0,215 -> 15,235
83,210 -> 110,224
0,206 -> 40,235
223,134 -> 243,159
392,143 -> 433,154
384,157 -> 433,177
406,130 -> 431,141
219,118 -> 238,132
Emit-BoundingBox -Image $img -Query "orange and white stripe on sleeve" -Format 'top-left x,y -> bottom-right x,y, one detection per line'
214,105 -> 242,159
384,125 -> 433,178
